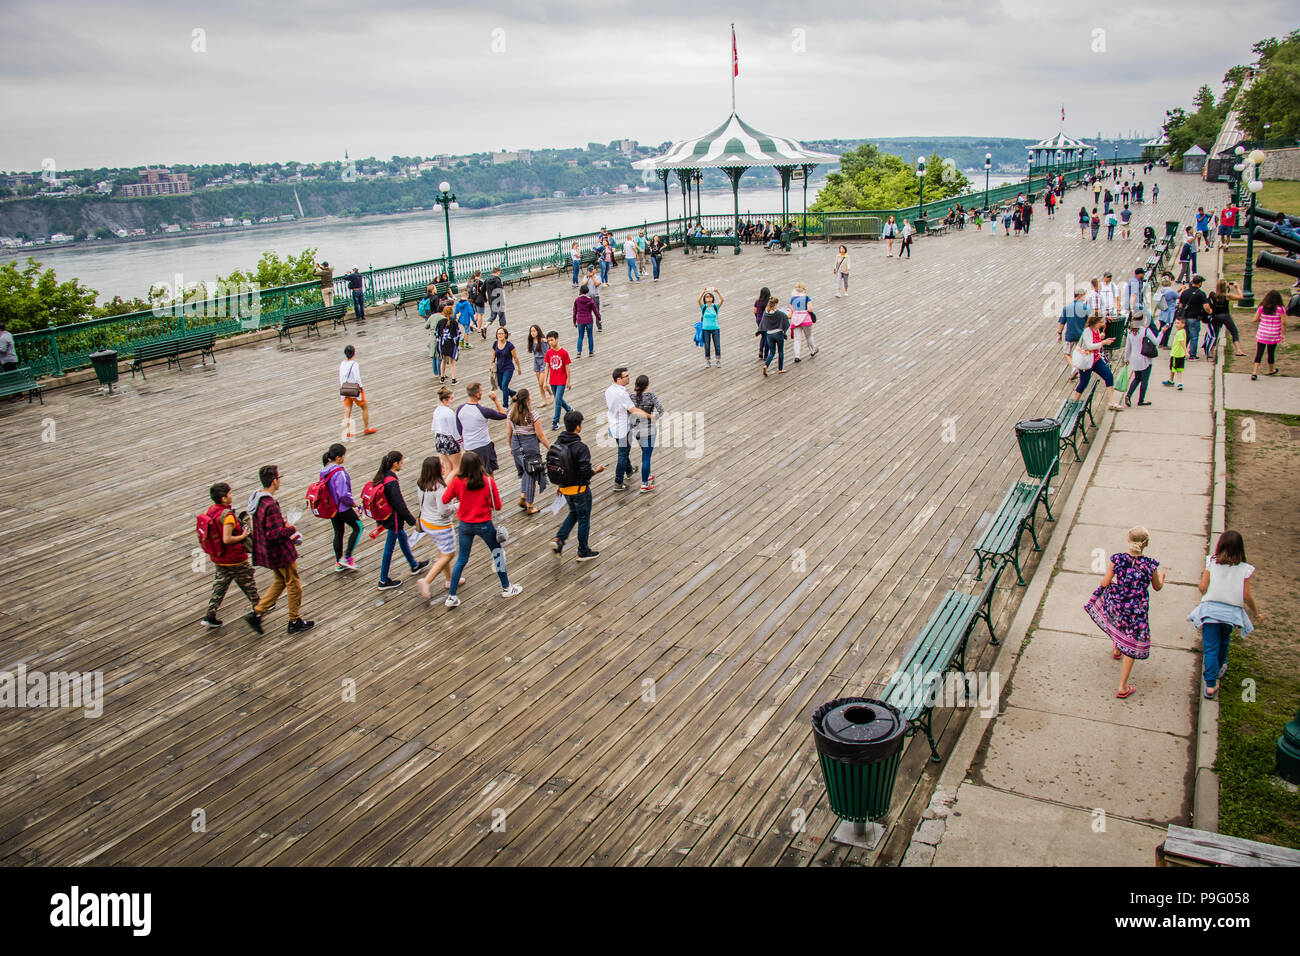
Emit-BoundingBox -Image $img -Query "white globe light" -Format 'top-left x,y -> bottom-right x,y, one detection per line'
439,181 -> 451,192
1248,149 -> 1267,165
449,201 -> 460,210
1234,163 -> 1245,172
1248,180 -> 1263,193
1234,145 -> 1245,155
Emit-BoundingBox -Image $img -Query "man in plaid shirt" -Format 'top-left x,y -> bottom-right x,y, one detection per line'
246,465 -> 315,635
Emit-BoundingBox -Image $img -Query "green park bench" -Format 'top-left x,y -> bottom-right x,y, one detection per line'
278,303 -> 349,343
925,222 -> 950,237
685,235 -> 736,254
129,331 -> 217,380
972,456 -> 1057,586
0,367 -> 44,404
394,281 -> 458,319
498,264 -> 532,289
881,561 -> 1006,762
1055,380 -> 1099,462
559,248 -> 602,279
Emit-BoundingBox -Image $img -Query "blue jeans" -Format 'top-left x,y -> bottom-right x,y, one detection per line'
702,328 -> 720,359
763,332 -> 785,370
551,383 -> 572,428
599,260 -> 610,283
557,488 -> 592,553
571,259 -> 581,284
1201,620 -> 1232,689
1075,357 -> 1113,394
576,323 -> 594,355
380,524 -> 419,583
450,520 -> 509,596
1106,224 -> 1116,240
627,258 -> 640,281
638,437 -> 654,482
498,365 -> 514,405
351,288 -> 365,320
612,433 -> 632,485
651,257 -> 661,279
1185,318 -> 1201,358
431,351 -> 440,376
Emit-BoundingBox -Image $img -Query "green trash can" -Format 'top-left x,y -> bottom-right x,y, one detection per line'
89,349 -> 119,394
1015,418 -> 1060,479
1165,220 -> 1180,239
812,697 -> 906,848
914,218 -> 928,235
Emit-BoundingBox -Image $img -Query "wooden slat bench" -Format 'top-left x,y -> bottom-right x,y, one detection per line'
0,367 -> 43,404
1056,380 -> 1098,462
973,456 -> 1057,586
925,223 -> 951,237
685,235 -> 736,254
499,265 -> 532,289
559,248 -> 601,279
1158,825 -> 1300,867
393,286 -> 427,320
881,561 -> 1006,762
129,331 -> 217,380
279,303 -> 348,343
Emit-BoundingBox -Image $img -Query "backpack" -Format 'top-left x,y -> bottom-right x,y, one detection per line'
360,475 -> 396,522
196,507 -> 228,560
546,441 -> 581,487
417,297 -> 432,318
306,466 -> 345,519
469,278 -> 485,306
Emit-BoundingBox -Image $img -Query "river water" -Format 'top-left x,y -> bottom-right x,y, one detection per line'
28,176 -> 1022,302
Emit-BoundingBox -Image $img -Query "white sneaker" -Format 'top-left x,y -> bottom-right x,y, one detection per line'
444,594 -> 461,608
501,584 -> 523,598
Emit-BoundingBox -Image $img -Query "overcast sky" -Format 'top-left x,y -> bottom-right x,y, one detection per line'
3,0 -> 1295,172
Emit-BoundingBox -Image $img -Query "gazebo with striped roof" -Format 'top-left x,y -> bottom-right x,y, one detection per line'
1026,132 -> 1093,172
633,112 -> 839,253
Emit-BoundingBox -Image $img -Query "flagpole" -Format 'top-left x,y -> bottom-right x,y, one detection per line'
730,24 -> 736,114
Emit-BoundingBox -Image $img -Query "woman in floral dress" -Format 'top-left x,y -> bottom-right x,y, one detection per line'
1084,526 -> 1167,698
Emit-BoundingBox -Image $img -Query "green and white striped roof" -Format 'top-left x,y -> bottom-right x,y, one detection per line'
1027,132 -> 1092,152
632,112 -> 839,171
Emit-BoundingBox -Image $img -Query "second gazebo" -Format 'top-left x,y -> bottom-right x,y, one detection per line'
633,112 -> 838,253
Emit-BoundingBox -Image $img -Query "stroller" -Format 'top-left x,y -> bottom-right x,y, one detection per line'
1141,226 -> 1158,249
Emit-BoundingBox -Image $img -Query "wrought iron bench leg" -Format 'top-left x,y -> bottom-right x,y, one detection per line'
916,713 -> 941,763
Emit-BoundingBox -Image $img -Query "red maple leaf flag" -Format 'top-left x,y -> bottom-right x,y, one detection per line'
1061,105 -> 1065,123
733,27 -> 739,77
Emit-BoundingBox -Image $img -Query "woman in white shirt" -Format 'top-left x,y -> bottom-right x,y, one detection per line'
1121,317 -> 1159,407
431,386 -> 461,475
832,246 -> 850,297
338,344 -> 375,438
414,456 -> 459,599
1188,530 -> 1264,699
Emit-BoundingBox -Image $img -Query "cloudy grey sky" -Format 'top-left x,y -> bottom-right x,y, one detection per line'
3,0 -> 1295,171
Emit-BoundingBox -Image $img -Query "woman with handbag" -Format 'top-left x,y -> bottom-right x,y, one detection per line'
1072,313 -> 1120,411
338,344 -> 377,438
434,308 -> 459,384
431,386 -> 462,476
832,246 -> 850,296
527,325 -> 552,405
1122,315 -> 1159,407
507,389 -> 550,515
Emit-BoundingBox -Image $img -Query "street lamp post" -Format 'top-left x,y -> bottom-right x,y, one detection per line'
984,152 -> 991,211
916,156 -> 927,228
434,181 -> 457,282
1242,149 -> 1266,309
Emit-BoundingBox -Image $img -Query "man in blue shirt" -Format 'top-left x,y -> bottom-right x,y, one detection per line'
1059,288 -> 1091,378
1194,208 -> 1213,252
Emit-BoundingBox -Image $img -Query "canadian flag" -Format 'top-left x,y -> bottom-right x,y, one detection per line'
733,27 -> 739,77
1061,105 -> 1066,123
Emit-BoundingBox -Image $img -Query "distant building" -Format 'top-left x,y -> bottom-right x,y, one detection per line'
552,190 -> 567,198
163,224 -> 181,233
119,168 -> 192,197
565,159 -> 579,168
1181,144 -> 1208,175
619,139 -> 637,155
492,150 -> 532,165
592,160 -> 612,169
341,150 -> 357,183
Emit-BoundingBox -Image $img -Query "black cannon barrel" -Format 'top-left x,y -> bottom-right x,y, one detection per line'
1255,251 -> 1300,280
1252,226 -> 1300,256
1253,206 -> 1284,223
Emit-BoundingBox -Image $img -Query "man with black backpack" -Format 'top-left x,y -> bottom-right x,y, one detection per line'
548,410 -> 603,561
468,270 -> 487,336
484,266 -> 506,332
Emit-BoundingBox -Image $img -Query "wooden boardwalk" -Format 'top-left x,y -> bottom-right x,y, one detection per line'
0,171 -> 1223,866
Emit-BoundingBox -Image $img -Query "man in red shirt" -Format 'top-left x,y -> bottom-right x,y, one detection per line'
1217,204 -> 1239,249
545,331 -> 573,430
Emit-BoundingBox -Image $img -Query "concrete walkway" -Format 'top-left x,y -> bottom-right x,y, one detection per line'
920,359 -> 1215,866
1223,371 -> 1300,415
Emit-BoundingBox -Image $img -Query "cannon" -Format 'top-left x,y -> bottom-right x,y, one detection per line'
1255,251 -> 1300,280
1253,225 -> 1300,256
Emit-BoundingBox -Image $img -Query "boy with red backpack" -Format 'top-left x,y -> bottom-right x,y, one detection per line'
198,482 -> 262,631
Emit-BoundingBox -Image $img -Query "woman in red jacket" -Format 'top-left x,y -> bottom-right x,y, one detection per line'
441,450 -> 522,607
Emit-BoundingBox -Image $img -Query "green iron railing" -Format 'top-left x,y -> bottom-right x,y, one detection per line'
14,158 -> 1147,377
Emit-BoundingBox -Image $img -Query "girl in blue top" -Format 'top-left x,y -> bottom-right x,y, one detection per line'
789,282 -> 816,362
697,287 -> 723,368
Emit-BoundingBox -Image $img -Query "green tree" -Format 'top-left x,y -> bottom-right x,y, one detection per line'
1239,30 -> 1300,141
0,257 -> 98,332
222,248 -> 318,289
812,145 -> 969,211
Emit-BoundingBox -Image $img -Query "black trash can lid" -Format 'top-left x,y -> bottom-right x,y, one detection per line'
812,697 -> 905,763
1015,417 -> 1058,436
89,349 -> 119,359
